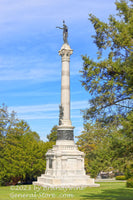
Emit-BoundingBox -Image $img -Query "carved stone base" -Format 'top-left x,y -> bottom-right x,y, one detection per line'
33,140 -> 99,187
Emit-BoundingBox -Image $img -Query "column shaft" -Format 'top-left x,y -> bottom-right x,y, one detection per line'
58,43 -> 73,127
61,60 -> 70,124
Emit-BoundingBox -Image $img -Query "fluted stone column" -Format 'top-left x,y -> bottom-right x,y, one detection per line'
57,43 -> 74,141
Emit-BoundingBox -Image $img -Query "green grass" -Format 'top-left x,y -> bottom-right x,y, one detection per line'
0,182 -> 133,200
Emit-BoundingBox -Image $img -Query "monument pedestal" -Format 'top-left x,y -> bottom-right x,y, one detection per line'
33,139 -> 99,187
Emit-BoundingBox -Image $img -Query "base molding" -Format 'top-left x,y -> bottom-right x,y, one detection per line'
33,175 -> 99,187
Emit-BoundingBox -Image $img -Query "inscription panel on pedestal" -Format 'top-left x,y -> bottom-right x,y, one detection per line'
57,129 -> 74,140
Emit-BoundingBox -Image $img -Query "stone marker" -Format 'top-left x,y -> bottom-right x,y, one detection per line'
33,21 -> 100,187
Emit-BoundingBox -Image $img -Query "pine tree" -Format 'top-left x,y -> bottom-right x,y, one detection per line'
81,0 -> 133,122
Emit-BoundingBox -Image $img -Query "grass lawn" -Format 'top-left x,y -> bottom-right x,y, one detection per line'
0,182 -> 133,200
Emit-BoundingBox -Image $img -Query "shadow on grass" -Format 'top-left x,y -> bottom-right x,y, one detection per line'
81,188 -> 133,200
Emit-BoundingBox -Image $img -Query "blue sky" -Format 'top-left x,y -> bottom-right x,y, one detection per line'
0,0 -> 116,141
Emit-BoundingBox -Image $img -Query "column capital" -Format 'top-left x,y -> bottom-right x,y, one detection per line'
59,43 -> 73,61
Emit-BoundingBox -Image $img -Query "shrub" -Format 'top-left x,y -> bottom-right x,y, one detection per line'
125,163 -> 133,179
115,175 -> 126,180
127,178 -> 133,188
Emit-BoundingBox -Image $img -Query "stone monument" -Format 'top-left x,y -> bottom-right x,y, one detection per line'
33,21 -> 99,187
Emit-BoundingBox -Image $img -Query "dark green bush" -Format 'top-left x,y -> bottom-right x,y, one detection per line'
127,178 -> 133,188
115,175 -> 126,180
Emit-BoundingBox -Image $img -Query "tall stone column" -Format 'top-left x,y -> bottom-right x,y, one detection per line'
57,43 -> 74,141
32,21 -> 100,188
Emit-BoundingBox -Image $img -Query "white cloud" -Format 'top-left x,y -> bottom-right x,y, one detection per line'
2,90 -> 82,97
9,100 -> 88,113
2,89 -> 83,98
0,54 -> 81,81
4,91 -> 60,97
18,113 -> 58,120
0,54 -> 61,81
0,68 -> 59,81
8,100 -> 89,120
9,103 -> 59,114
0,0 -> 116,35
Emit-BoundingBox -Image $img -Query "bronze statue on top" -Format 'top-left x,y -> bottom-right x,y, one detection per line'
56,20 -> 68,44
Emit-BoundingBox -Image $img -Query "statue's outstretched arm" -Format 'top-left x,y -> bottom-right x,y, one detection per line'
56,26 -> 63,29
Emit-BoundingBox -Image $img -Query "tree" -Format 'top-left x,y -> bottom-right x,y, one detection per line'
47,125 -> 57,142
81,0 -> 133,122
0,104 -> 18,185
76,121 -> 116,177
77,0 -> 133,179
0,105 -> 53,185
76,118 -> 132,178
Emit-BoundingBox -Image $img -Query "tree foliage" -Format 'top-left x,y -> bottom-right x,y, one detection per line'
0,104 -> 53,185
77,115 -> 133,178
77,0 -> 133,178
81,0 -> 133,122
47,125 -> 57,142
